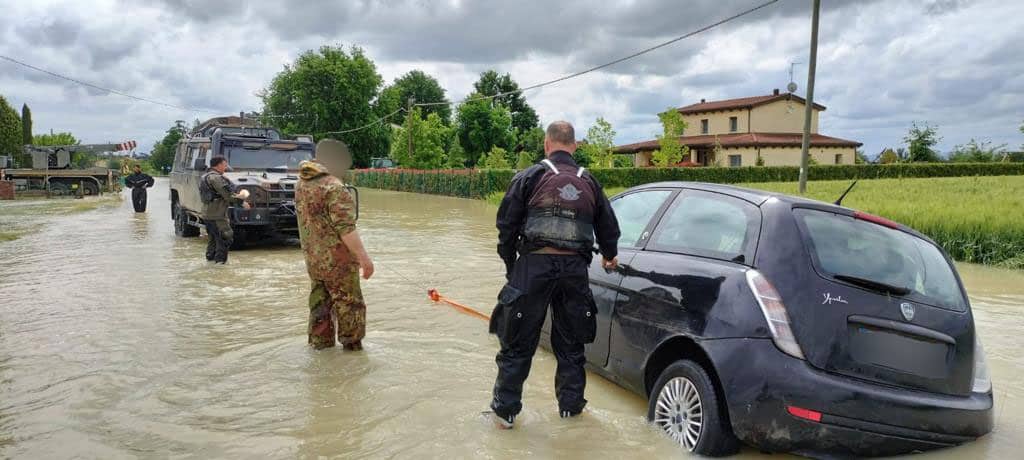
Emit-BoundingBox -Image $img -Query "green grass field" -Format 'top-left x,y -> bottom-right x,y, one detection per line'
495,176 -> 1024,268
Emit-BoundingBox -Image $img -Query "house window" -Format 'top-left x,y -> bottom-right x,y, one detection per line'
834,154 -> 843,164
701,119 -> 709,134
728,154 -> 742,167
729,116 -> 738,132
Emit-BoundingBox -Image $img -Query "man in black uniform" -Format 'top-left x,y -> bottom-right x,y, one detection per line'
489,120 -> 621,428
124,165 -> 155,212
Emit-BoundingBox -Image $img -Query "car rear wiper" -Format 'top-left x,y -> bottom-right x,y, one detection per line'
833,274 -> 911,296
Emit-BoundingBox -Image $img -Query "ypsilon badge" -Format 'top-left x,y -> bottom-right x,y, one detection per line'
900,302 -> 915,321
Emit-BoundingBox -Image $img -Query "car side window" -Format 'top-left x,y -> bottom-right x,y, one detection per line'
647,190 -> 760,263
610,190 -> 674,248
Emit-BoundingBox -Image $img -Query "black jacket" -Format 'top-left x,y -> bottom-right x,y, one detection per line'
496,151 -> 620,266
125,172 -> 154,189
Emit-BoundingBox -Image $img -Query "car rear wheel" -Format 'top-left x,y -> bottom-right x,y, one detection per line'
81,181 -> 99,196
648,360 -> 738,457
174,201 -> 199,237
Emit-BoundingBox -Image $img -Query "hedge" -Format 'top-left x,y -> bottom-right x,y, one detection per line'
348,162 -> 1024,199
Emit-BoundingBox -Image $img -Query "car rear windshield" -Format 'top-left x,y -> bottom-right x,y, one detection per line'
225,147 -> 312,170
794,208 -> 967,311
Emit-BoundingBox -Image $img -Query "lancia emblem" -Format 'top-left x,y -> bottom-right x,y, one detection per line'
900,302 -> 915,321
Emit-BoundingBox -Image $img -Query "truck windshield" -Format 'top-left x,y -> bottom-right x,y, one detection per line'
794,208 -> 967,311
224,147 -> 312,170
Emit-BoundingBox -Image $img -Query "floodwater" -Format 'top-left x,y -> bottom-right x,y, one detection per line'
0,179 -> 1020,459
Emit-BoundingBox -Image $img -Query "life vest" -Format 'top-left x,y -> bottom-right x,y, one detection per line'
522,159 -> 597,253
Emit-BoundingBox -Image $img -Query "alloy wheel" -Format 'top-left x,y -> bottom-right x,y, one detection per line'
653,376 -> 703,451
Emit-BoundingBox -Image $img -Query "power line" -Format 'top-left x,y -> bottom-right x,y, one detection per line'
317,107 -> 406,136
415,0 -> 780,108
0,54 -> 220,114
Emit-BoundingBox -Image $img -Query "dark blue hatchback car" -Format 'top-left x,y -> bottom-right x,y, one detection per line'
542,182 -> 994,457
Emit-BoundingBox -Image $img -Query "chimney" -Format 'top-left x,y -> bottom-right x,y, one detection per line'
773,88 -> 780,95
700,98 -> 706,104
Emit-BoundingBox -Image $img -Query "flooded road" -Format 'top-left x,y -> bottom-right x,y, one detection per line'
0,179 -> 1021,459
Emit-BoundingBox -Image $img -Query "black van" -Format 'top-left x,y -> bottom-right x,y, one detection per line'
542,182 -> 993,457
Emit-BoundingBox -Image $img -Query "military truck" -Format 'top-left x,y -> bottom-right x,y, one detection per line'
169,116 -> 315,242
1,145 -> 122,196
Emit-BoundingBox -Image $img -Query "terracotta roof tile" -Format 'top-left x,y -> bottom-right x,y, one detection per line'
676,93 -> 826,114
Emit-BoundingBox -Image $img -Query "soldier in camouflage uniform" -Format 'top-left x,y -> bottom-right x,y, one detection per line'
295,142 -> 374,350
201,156 -> 250,263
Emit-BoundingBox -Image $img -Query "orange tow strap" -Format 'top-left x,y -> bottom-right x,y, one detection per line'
427,289 -> 490,321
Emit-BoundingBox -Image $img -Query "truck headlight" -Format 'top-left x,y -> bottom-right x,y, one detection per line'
972,333 -> 992,394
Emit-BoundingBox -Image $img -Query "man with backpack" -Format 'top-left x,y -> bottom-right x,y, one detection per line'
488,121 -> 621,428
199,156 -> 249,263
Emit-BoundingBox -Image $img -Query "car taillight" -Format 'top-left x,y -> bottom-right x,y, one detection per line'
853,210 -> 899,229
746,270 -> 805,360
786,406 -> 822,422
972,334 -> 992,393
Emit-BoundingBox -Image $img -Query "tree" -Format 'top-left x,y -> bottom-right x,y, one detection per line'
259,45 -> 390,167
389,108 -> 452,169
572,148 -> 592,167
877,148 -> 900,164
651,108 -> 688,167
515,151 -> 535,169
455,93 -> 515,166
446,136 -> 467,168
0,95 -> 23,165
515,126 -> 545,162
473,70 -> 540,134
614,154 -> 634,168
32,132 -> 79,146
903,122 -> 942,162
149,122 -> 185,174
948,139 -> 1008,163
579,117 -> 616,168
855,148 -> 869,164
376,70 -> 452,125
21,104 -> 32,146
480,146 -> 511,169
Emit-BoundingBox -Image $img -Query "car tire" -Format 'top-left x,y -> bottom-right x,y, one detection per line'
174,201 -> 200,237
648,360 -> 739,457
81,181 -> 99,196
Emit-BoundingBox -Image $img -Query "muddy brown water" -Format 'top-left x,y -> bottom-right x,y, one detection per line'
0,179 -> 1020,459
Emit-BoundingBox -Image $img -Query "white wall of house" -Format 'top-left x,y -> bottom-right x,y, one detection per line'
681,108 -> 750,137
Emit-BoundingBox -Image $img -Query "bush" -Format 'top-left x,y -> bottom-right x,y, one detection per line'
350,162 -> 1024,200
613,155 -> 634,168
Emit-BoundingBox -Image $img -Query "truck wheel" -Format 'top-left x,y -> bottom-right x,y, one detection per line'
49,182 -> 70,196
648,360 -> 739,457
174,201 -> 200,237
81,181 -> 99,196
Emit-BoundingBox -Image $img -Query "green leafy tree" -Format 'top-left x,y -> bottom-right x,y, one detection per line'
480,146 -> 511,169
515,151 -> 535,169
855,148 -> 869,164
515,126 -> 545,162
877,148 -> 899,164
473,70 -> 540,134
455,93 -> 515,166
32,132 -> 79,146
572,147 -> 592,167
376,70 -> 452,125
614,154 -> 634,168
446,136 -> 467,168
0,95 -> 23,165
948,139 -> 1008,163
21,104 -> 32,145
651,108 -> 688,167
579,117 -> 616,168
149,121 -> 186,174
390,107 -> 452,169
259,45 -> 390,167
903,122 -> 942,162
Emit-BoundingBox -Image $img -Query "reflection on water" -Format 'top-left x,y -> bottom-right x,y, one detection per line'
0,179 -> 1021,459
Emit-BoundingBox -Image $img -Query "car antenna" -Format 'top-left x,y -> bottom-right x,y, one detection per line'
834,180 -> 858,206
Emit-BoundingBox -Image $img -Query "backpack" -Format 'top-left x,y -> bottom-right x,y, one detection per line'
199,172 -> 217,204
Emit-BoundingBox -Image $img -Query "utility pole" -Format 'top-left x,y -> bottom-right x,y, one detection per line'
798,0 -> 820,194
406,97 -> 415,160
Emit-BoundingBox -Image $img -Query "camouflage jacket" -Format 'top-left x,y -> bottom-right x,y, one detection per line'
296,160 -> 358,281
201,170 -> 237,220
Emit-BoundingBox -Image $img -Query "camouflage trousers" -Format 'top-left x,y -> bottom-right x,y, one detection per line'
307,268 -> 366,349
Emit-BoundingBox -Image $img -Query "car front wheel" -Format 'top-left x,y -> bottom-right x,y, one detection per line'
648,360 -> 738,457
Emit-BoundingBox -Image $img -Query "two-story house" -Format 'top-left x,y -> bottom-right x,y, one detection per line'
615,89 -> 862,167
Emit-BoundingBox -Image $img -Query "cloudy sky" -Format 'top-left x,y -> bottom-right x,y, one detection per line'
1,0 -> 1022,157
